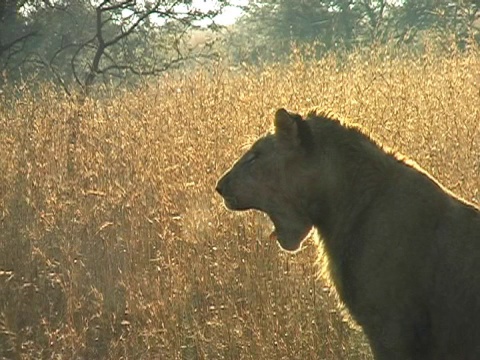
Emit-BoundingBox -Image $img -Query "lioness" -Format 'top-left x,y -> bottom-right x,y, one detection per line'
216,108 -> 480,360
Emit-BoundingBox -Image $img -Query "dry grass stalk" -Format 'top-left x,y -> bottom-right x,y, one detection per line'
0,45 -> 478,359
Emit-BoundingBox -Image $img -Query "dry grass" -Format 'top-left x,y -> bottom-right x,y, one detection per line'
0,44 -> 479,359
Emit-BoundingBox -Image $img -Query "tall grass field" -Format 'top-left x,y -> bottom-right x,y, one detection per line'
0,45 -> 479,359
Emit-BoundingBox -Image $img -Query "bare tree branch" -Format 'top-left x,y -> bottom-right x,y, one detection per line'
1,0 -> 228,93
77,0 -> 225,93
0,31 -> 38,57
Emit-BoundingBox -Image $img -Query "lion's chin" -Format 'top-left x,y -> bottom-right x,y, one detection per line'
269,225 -> 312,252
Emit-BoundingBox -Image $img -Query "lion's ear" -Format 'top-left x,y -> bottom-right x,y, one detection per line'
274,108 -> 300,147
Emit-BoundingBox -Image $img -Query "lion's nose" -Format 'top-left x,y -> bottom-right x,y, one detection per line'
215,183 -> 224,196
215,173 -> 230,196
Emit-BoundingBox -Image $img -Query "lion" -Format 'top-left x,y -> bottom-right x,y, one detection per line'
216,108 -> 480,360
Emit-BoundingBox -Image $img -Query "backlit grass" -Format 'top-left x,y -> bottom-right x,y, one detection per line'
0,44 -> 478,359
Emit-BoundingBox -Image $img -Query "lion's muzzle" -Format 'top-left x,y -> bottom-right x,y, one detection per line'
216,172 -> 242,210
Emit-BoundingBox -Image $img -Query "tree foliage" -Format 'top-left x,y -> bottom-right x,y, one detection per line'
0,0 -> 227,94
225,0 -> 480,63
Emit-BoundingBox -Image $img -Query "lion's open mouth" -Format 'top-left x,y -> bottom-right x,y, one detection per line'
221,195 -> 252,211
222,196 -> 237,210
267,219 -> 312,252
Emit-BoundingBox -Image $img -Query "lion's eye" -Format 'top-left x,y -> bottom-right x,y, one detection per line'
244,152 -> 257,164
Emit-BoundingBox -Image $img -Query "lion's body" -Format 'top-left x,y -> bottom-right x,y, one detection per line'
216,108 -> 480,359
